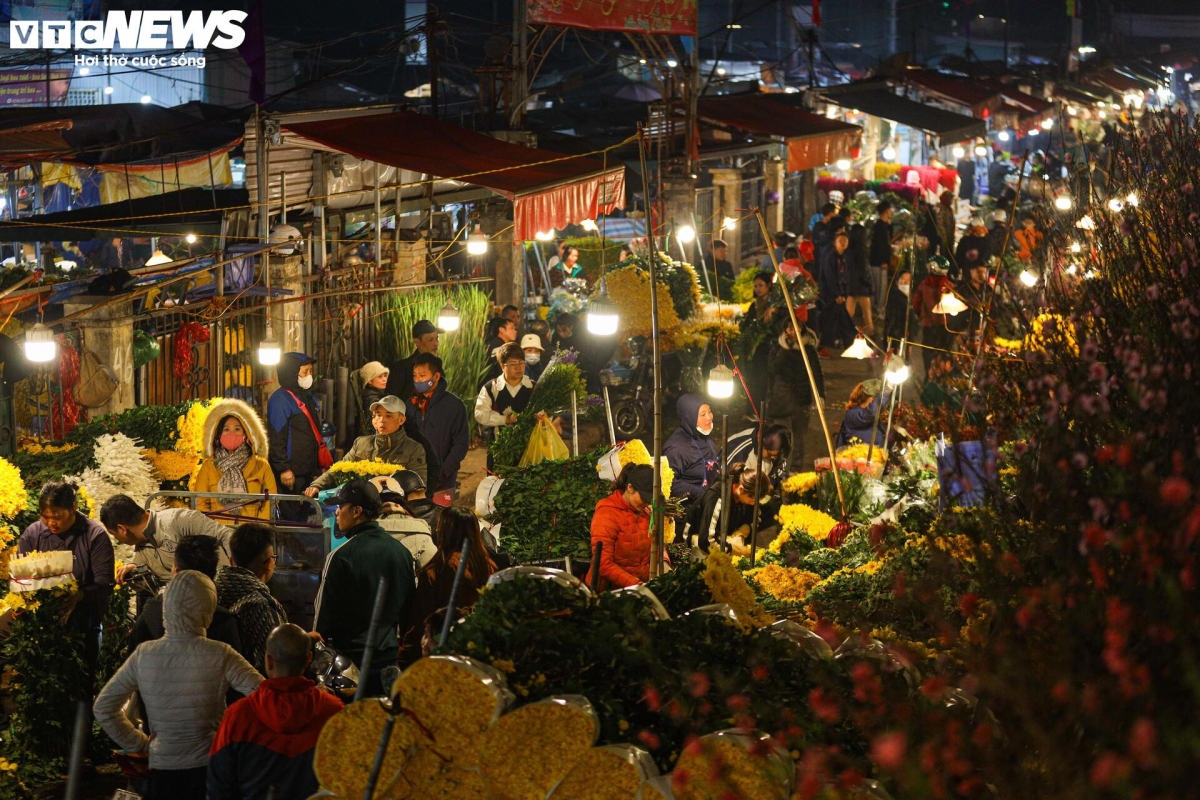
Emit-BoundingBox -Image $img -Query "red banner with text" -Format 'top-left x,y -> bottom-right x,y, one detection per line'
527,0 -> 697,36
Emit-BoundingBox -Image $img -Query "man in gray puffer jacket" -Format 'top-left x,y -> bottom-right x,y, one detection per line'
94,570 -> 261,800
304,395 -> 428,495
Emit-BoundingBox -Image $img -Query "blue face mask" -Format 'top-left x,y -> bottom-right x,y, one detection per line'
414,378 -> 435,394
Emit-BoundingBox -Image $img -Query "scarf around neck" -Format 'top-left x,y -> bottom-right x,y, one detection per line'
213,442 -> 252,494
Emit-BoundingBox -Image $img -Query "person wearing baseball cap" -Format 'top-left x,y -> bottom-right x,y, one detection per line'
385,319 -> 443,401
520,333 -> 545,381
313,479 -> 415,695
304,395 -> 428,497
589,463 -> 668,590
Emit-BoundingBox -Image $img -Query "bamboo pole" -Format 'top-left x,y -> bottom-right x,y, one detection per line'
753,209 -> 846,518
638,124 -> 666,578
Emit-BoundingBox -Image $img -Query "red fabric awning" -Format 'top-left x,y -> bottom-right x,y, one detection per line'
282,111 -> 625,242
904,70 -> 1004,118
697,94 -> 861,173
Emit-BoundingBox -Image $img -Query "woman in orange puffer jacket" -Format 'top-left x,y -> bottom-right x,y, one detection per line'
590,464 -> 664,590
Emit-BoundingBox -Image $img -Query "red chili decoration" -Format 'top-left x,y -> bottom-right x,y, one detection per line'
173,321 -> 211,379
50,334 -> 81,437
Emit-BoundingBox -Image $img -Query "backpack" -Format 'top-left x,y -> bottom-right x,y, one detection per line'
75,342 -> 119,408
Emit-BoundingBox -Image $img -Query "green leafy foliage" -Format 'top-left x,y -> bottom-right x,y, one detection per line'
489,450 -> 608,563
489,362 -> 585,468
68,401 -> 195,451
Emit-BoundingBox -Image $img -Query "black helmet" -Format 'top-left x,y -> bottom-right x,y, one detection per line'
392,469 -> 426,496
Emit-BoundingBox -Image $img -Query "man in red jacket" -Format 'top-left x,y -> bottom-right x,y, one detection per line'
208,623 -> 342,800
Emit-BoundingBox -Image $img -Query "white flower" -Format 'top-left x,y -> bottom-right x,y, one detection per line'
68,433 -> 159,518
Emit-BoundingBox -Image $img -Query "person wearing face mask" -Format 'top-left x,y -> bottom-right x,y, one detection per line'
357,361 -> 390,434
663,394 -> 720,506
191,399 -> 277,520
267,352 -> 328,520
305,396 -> 428,494
590,464 -> 667,589
883,267 -> 918,354
520,333 -> 545,381
406,353 -> 468,496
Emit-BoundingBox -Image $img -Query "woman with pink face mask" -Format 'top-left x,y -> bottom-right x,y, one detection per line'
190,399 -> 277,519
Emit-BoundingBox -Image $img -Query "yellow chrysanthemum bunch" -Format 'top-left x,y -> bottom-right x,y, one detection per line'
746,564 -> 822,603
144,448 -> 202,482
330,460 -> 403,479
835,444 -> 886,464
782,472 -> 819,496
1024,312 -> 1078,356
0,457 -> 28,521
600,265 -> 681,342
20,442 -> 76,456
174,397 -> 224,457
617,439 -> 651,467
775,503 -> 839,542
702,550 -> 773,629
74,484 -> 94,519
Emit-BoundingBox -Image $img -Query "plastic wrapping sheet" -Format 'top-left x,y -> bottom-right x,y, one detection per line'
640,775 -> 676,800
769,619 -> 834,660
548,743 -> 659,799
488,565 -> 593,597
480,695 -> 600,800
610,585 -> 671,620
834,636 -> 921,693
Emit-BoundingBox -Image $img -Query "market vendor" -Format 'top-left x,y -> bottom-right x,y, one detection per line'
663,393 -> 720,504
18,481 -> 114,643
590,464 -> 665,589
101,496 -> 233,585
690,463 -> 775,554
835,380 -> 889,449
304,396 -> 428,495
474,343 -> 536,468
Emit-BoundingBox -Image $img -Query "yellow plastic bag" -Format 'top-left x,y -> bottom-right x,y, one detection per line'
519,416 -> 570,466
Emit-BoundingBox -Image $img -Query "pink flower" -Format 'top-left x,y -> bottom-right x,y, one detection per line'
870,731 -> 907,771
1161,476 -> 1192,505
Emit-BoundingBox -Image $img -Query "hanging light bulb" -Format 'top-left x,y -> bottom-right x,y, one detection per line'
257,325 -> 281,366
1076,214 -> 1096,230
466,224 -> 489,255
1066,264 -> 1079,275
1054,195 -> 1073,211
952,145 -> 966,159
145,249 -> 173,266
1070,241 -> 1082,253
1126,192 -> 1139,207
1107,198 -> 1124,212
974,144 -> 988,157
721,216 -> 738,231
580,219 -> 599,232
1068,106 -> 1078,115
534,229 -> 555,242
437,300 -> 461,332
836,158 -> 852,171
706,363 -> 735,399
932,291 -> 968,316
586,280 -> 620,336
841,335 -> 874,359
676,225 -> 697,243
884,354 -> 910,386
185,233 -> 197,244
23,323 -> 57,363
1028,128 -> 1040,136
998,131 -> 1010,142
1019,269 -> 1039,287
1041,118 -> 1054,130
881,145 -> 897,161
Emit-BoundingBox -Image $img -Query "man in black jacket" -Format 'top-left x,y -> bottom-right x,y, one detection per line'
767,320 -> 825,470
386,320 -> 442,402
870,201 -> 896,309
407,353 -> 469,495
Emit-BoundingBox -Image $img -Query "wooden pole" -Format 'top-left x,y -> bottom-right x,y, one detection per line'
638,125 -> 666,578
753,209 -> 846,517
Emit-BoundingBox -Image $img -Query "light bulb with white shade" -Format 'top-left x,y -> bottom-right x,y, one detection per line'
257,327 -> 281,366
974,145 -> 988,157
1041,118 -> 1054,130
466,224 -> 489,255
185,233 -> 197,244
706,364 -> 735,399
145,249 -> 173,266
437,300 -> 461,332
587,281 -> 620,336
836,158 -> 852,171
841,336 -> 874,359
1019,269 -> 1039,287
1054,195 -> 1073,211
676,225 -> 696,243
1028,128 -> 1040,136
1070,241 -> 1082,253
884,355 -> 910,386
932,292 -> 968,316
998,131 -> 1010,142
23,323 -> 57,363
534,230 -> 555,242
1076,214 -> 1096,230
1107,198 -> 1124,212
580,219 -> 598,232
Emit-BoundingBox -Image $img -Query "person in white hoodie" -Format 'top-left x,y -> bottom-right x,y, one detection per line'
94,570 -> 261,800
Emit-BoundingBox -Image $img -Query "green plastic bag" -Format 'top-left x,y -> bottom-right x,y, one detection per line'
518,416 -> 570,466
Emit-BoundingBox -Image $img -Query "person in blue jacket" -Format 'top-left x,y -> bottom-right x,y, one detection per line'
835,379 -> 888,448
406,352 -> 469,496
267,352 -> 324,520
663,393 -> 720,503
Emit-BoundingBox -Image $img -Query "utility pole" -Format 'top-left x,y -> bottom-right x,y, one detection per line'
806,28 -> 816,88
427,7 -> 440,119
889,0 -> 899,55
510,0 -> 527,129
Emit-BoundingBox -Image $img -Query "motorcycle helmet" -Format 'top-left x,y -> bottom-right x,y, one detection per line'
926,256 -> 950,276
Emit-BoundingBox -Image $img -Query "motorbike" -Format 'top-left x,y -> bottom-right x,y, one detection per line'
310,641 -> 361,696
601,335 -> 687,440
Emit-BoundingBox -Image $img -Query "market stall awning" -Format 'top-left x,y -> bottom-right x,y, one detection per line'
902,70 -> 1003,117
697,94 -> 861,172
282,111 -> 625,242
819,86 -> 986,143
977,80 -> 1055,125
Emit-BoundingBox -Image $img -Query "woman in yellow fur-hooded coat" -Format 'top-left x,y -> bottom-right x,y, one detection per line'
189,398 -> 277,519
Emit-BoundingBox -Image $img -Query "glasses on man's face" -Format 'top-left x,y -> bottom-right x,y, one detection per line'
504,361 -> 525,369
